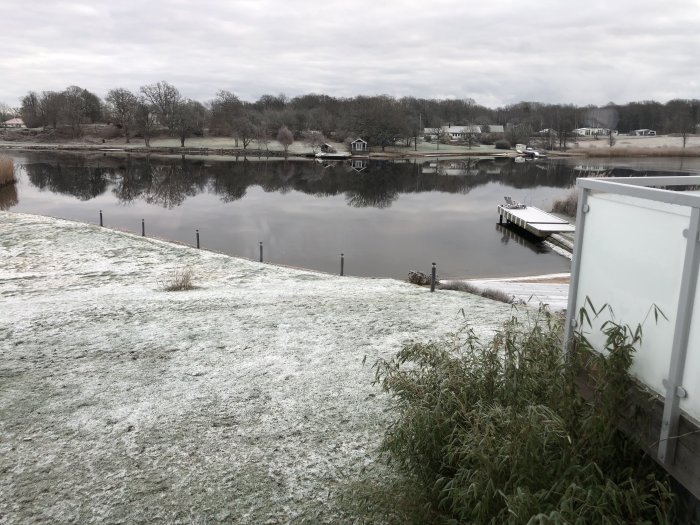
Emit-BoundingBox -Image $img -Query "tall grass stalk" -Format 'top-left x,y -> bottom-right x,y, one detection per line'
551,189 -> 578,217
373,306 -> 676,523
571,146 -> 700,157
0,155 -> 16,185
161,266 -> 194,291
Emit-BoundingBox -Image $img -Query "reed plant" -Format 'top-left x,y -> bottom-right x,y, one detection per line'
572,146 -> 700,157
0,183 -> 18,210
162,266 -> 194,291
438,281 -> 514,304
551,189 -> 578,217
0,155 -> 16,185
373,306 -> 677,523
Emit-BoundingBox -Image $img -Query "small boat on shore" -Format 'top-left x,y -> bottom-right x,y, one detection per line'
315,151 -> 351,160
515,144 -> 547,159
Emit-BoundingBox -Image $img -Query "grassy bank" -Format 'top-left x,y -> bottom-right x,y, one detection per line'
0,211 -> 517,523
570,146 -> 700,157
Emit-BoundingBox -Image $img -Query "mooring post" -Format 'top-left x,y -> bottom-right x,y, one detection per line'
259,241 -> 263,262
340,253 -> 344,276
430,262 -> 436,292
499,213 -> 502,225
196,229 -> 200,249
99,210 -> 103,227
141,219 -> 145,237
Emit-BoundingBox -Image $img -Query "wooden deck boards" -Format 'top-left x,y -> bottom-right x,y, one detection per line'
498,205 -> 576,237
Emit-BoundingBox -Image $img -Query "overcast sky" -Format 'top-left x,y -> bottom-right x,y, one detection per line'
1,0 -> 699,108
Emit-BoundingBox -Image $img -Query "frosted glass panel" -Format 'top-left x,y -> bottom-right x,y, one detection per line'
575,194 -> 689,398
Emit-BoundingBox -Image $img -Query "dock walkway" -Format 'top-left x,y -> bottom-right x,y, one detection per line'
498,204 -> 575,238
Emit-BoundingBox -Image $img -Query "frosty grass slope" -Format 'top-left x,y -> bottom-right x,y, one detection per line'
0,212 -> 515,523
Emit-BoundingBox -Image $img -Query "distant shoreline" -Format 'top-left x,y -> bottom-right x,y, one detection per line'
2,133 -> 700,159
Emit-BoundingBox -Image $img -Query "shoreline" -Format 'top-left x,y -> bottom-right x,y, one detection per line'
4,136 -> 700,159
0,140 -> 574,160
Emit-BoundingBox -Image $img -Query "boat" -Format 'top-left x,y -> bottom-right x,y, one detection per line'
315,151 -> 351,160
515,144 -> 547,159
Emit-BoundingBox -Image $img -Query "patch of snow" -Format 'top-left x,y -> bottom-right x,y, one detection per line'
0,211 -> 516,523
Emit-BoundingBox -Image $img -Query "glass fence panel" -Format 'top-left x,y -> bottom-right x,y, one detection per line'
575,193 -> 689,398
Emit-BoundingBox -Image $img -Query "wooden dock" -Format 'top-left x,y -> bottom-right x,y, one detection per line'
498,205 -> 575,238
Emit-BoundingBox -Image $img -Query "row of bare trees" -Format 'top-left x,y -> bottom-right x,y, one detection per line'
10,82 -> 700,149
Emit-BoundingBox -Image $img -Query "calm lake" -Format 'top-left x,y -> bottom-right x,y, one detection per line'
3,151 -> 698,279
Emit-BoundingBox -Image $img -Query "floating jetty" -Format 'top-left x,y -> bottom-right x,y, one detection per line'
498,200 -> 575,239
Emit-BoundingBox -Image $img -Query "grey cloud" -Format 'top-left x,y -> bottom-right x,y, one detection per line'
0,0 -> 698,107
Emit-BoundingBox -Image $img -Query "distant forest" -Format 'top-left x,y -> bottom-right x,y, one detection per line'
3,82 -> 699,148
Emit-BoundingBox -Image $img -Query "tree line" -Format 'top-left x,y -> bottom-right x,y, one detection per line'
4,82 -> 700,149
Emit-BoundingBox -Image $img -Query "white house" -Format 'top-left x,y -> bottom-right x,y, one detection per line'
1,117 -> 25,128
423,124 -> 503,141
444,125 -> 481,140
573,127 -> 617,137
350,138 -> 368,153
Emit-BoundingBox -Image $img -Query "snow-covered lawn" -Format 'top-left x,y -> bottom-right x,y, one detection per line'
0,212 -> 515,524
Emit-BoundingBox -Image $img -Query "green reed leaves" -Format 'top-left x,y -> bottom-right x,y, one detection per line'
374,306 -> 676,524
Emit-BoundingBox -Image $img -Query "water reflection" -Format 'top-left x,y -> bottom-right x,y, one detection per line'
16,154 -> 593,209
8,152 -> 692,278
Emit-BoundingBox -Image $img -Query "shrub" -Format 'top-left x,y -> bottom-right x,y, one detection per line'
495,139 -> 511,150
0,155 -> 15,185
479,132 -> 496,145
162,267 -> 194,291
373,307 -> 675,523
551,189 -> 578,217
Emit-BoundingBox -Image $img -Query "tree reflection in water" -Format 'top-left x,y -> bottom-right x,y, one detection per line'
17,152 -> 667,210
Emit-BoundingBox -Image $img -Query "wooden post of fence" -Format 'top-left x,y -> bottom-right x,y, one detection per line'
196,229 -> 200,249
141,219 -> 145,237
340,253 -> 344,276
430,262 -> 436,292
99,210 -> 103,227
259,242 -> 263,262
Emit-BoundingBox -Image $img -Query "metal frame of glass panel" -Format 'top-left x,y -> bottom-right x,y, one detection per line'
564,175 -> 700,466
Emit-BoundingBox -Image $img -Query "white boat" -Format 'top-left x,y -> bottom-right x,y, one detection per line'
515,144 -> 547,159
315,151 -> 351,160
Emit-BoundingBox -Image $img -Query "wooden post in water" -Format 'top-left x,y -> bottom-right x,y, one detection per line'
196,229 -> 200,249
259,242 -> 263,262
340,253 -> 344,276
99,210 -> 103,227
141,219 -> 145,237
430,262 -> 436,292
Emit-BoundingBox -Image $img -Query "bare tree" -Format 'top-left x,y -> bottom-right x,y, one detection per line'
210,90 -> 244,138
39,91 -> 64,129
134,100 -> 157,147
140,81 -> 182,134
174,99 -> 207,147
256,125 -> 271,153
62,86 -> 86,137
0,102 -> 14,122
302,130 -> 326,153
20,92 -> 41,127
106,88 -> 138,143
231,114 -> 259,150
277,126 -> 294,155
